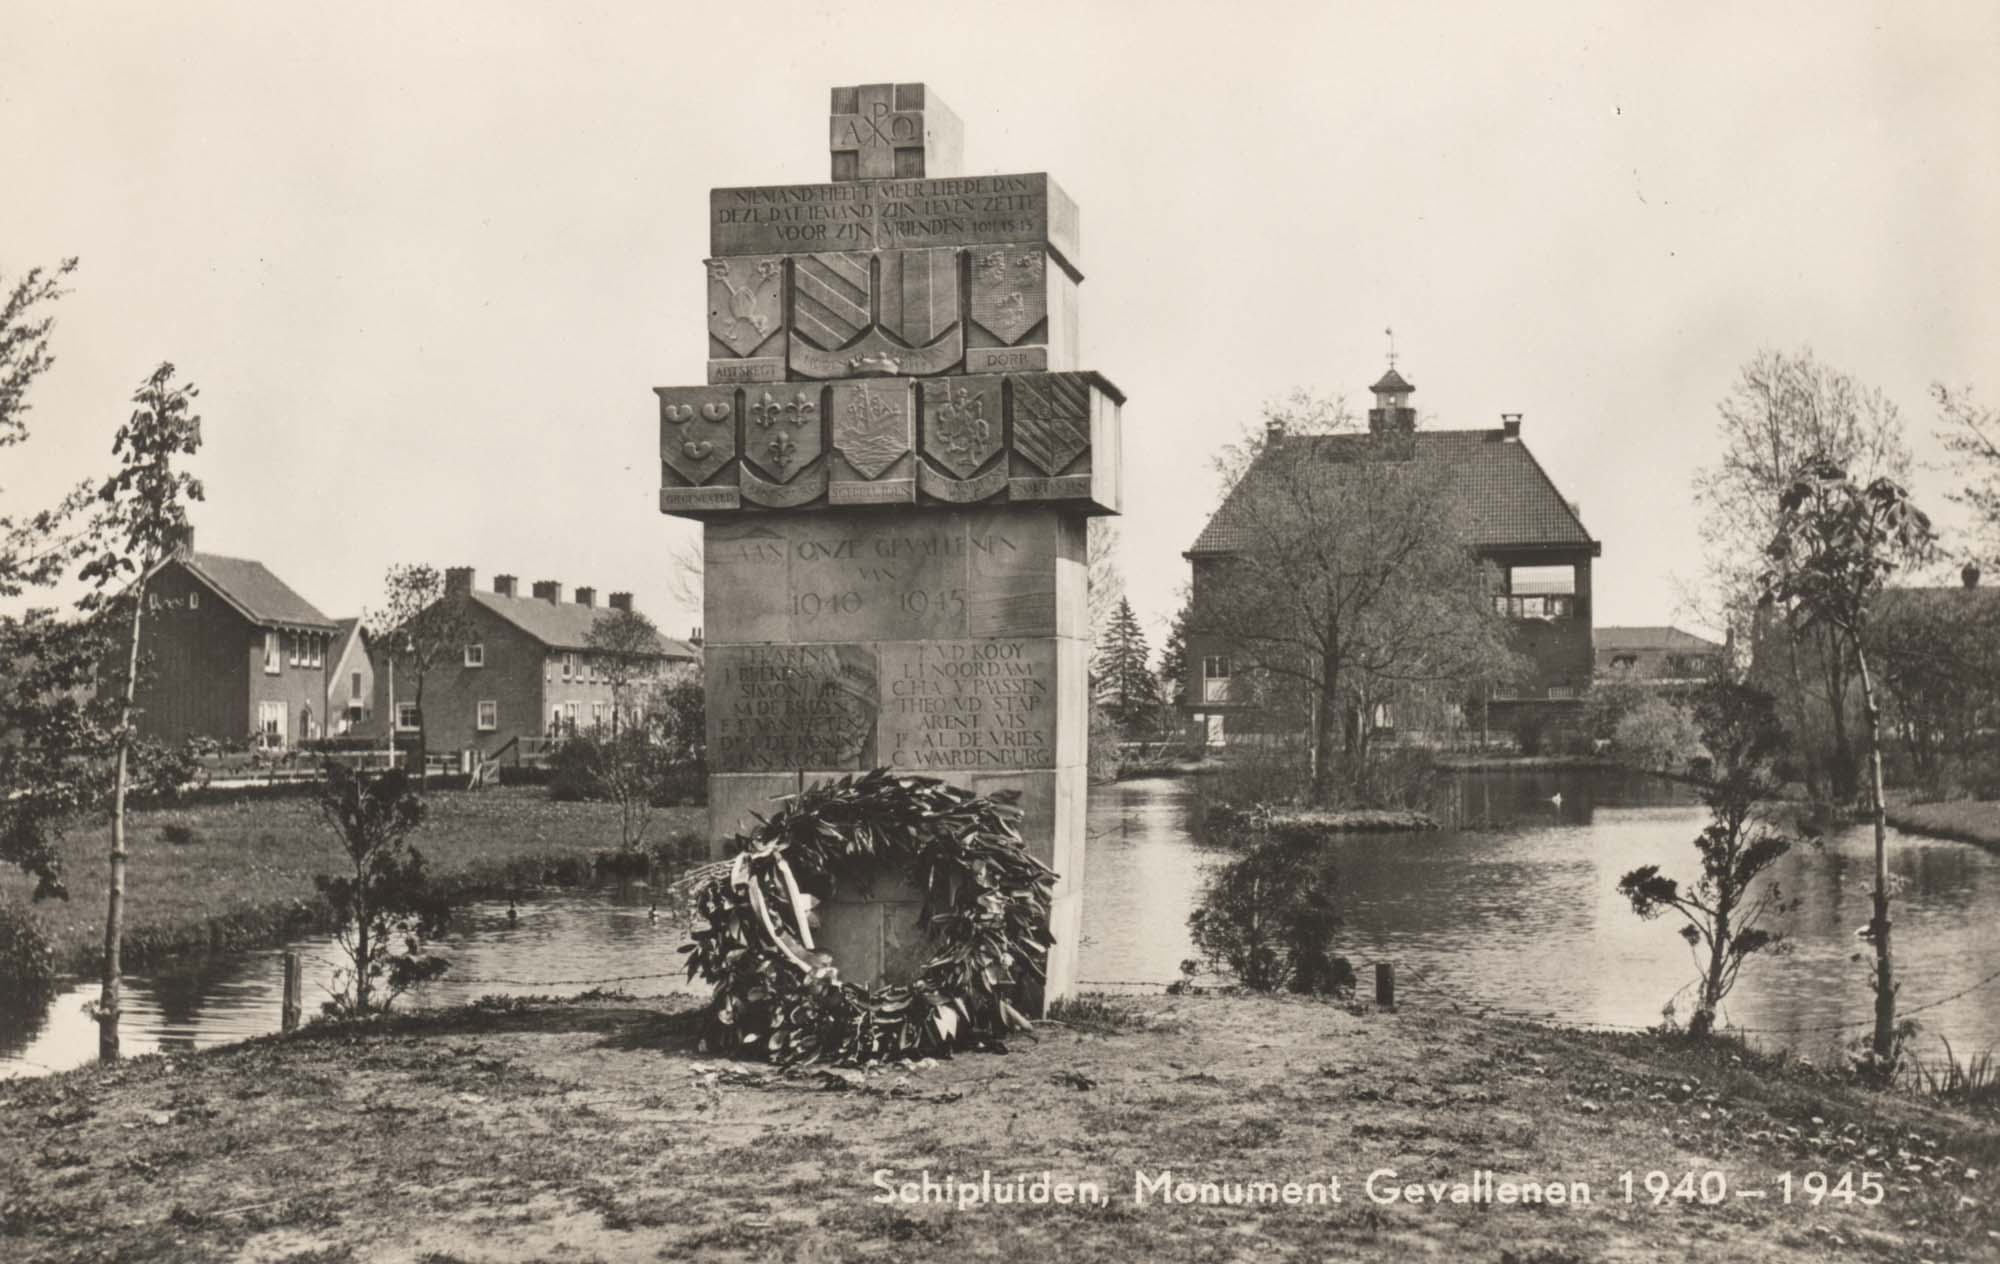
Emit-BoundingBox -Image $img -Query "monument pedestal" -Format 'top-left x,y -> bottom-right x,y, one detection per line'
659,84 -> 1122,1008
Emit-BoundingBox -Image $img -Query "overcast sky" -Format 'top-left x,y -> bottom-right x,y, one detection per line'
4,3 -> 1994,650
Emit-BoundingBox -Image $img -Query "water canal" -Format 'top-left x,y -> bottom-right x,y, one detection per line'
5,769 -> 1996,1077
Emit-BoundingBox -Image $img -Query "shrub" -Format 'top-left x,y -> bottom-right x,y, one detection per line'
159,821 -> 199,847
1188,832 -> 1350,994
0,902 -> 58,1014
315,763 -> 450,1014
1514,708 -> 1550,756
1612,695 -> 1705,772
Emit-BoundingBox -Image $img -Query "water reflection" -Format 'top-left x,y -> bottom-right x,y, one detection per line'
4,771 -> 1997,1077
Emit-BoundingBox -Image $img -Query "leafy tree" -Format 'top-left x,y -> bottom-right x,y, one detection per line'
75,363 -> 204,1061
315,764 -> 449,1013
1188,830 -> 1349,994
1618,683 -> 1799,1037
1189,393 -> 1520,802
1094,597 -> 1159,738
1695,349 -> 1911,797
1762,461 -> 1935,1066
1611,693 -> 1705,773
1871,589 -> 2000,794
370,564 -> 474,788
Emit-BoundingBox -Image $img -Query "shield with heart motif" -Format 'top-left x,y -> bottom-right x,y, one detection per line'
920,376 -> 1004,480
741,386 -> 824,484
656,386 -> 738,484
1010,372 -> 1092,476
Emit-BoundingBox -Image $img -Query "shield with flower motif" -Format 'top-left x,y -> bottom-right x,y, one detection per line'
656,386 -> 738,485
741,386 -> 823,484
920,376 -> 1004,480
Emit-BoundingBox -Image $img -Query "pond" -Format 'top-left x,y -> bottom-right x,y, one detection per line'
4,769 -> 1997,1077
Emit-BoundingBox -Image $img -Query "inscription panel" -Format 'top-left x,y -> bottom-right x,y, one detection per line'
708,643 -> 878,773
879,638 -> 1059,772
786,516 -> 968,642
711,173 -> 1080,262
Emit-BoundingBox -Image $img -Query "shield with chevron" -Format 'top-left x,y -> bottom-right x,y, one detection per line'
791,248 -> 963,378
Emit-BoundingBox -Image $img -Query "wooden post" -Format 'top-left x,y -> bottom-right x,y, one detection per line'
281,952 -> 302,1032
1375,962 -> 1394,1009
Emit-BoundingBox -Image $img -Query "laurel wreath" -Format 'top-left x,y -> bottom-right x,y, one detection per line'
681,769 -> 1054,1065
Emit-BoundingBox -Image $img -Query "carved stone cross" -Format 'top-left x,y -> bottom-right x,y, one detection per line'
829,83 -> 963,182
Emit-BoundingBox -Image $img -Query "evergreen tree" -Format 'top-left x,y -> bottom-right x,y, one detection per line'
1158,599 -> 1190,709
1095,598 -> 1159,738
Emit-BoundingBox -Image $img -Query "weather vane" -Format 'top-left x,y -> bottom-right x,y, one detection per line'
1385,326 -> 1397,368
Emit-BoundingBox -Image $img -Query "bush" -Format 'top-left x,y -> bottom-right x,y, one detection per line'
0,902 -> 58,1014
315,764 -> 450,1014
1612,695 -> 1705,772
1188,832 -> 1350,994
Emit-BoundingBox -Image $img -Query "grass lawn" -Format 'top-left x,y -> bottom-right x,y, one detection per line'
0,993 -> 1992,1262
1886,794 -> 2000,851
0,788 -> 706,975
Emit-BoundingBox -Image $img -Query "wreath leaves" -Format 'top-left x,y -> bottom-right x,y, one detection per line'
682,769 -> 1054,1065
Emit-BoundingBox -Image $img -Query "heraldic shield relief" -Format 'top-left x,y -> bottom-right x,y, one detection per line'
656,386 -> 738,485
791,248 -> 963,379
741,386 -> 823,484
831,379 -> 913,480
1011,372 -> 1092,476
706,256 -> 784,358
969,247 -> 1048,347
920,376 -> 1004,480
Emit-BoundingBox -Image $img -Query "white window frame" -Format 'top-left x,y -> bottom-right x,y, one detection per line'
308,636 -> 322,668
264,629 -> 281,675
591,700 -> 605,729
396,702 -> 420,732
288,632 -> 300,667
188,590 -> 200,610
476,700 -> 497,731
464,643 -> 485,668
562,652 -> 575,680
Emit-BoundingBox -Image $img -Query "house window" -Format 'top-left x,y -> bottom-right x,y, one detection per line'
1612,654 -> 1638,671
550,705 -> 563,734
476,700 -> 497,731
591,701 -> 605,729
288,633 -> 300,667
464,643 -> 484,668
257,701 -> 286,750
1201,656 -> 1231,704
396,702 -> 419,732
350,670 -> 363,700
307,636 -> 322,668
187,590 -> 199,609
562,653 -> 575,680
1202,656 -> 1230,679
264,629 -> 280,674
1548,685 -> 1579,701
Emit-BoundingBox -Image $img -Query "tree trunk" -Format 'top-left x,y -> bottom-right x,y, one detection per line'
1782,627 -> 1822,798
99,584 -> 147,1061
414,675 -> 428,791
1823,650 -> 1857,801
1309,679 -> 1335,805
354,864 -> 372,1013
1855,646 -> 1896,1062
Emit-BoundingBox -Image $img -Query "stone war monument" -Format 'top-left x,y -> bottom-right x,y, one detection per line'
655,83 -> 1122,1006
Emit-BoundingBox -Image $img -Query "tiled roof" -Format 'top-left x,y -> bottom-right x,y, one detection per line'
1187,428 -> 1598,555
1597,626 -> 1723,652
471,591 -> 700,659
1371,368 -> 1415,394
183,553 -> 337,630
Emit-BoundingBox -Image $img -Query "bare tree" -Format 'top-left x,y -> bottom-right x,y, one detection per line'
1935,383 -> 2000,563
1694,349 -> 1911,798
585,605 -> 664,738
1190,392 -> 1519,802
370,564 -> 473,789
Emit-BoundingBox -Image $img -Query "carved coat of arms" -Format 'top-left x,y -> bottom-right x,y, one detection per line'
741,387 -> 823,484
655,386 -> 738,485
969,248 -> 1048,347
706,257 -> 784,358
1011,373 -> 1092,476
791,248 -> 963,378
831,380 -> 913,480
920,376 -> 1003,480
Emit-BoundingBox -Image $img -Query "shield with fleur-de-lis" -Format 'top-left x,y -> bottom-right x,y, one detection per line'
741,386 -> 823,484
706,257 -> 784,358
655,386 -> 738,485
920,376 -> 1004,480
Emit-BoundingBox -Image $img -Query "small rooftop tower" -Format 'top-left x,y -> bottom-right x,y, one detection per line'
1368,365 -> 1416,436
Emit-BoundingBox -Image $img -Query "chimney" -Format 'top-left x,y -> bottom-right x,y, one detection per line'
492,574 -> 517,598
1963,561 -> 1982,589
1501,412 -> 1523,440
1264,417 -> 1286,445
608,592 -> 633,612
444,567 -> 474,596
574,586 -> 596,608
532,580 -> 561,604
689,626 -> 704,646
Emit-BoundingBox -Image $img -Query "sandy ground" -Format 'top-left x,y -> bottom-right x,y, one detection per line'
1,992 -> 1994,1263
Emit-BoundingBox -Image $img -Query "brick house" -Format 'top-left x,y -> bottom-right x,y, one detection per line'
360,569 -> 700,759
1596,626 -> 1727,690
1181,367 -> 1601,745
325,618 -> 374,735
131,534 -> 341,749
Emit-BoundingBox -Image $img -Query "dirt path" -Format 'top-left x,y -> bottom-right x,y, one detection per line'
1,993 -> 1993,1262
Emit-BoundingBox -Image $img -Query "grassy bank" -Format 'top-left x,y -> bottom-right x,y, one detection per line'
0,788 -> 705,976
1886,794 -> 2000,852
0,993 -> 1991,1262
